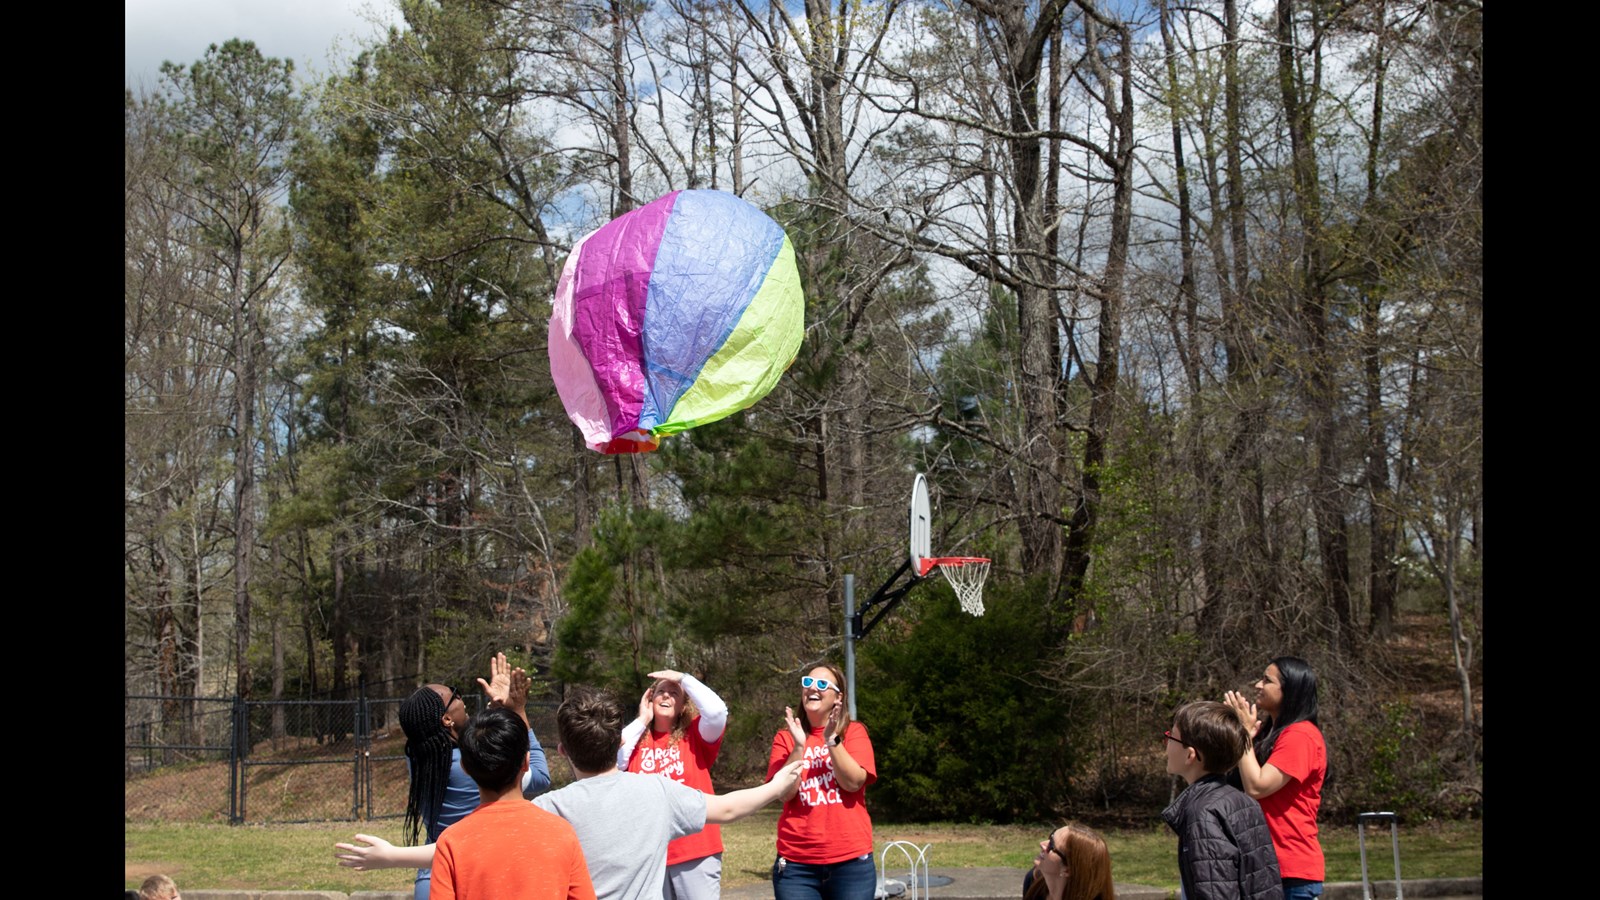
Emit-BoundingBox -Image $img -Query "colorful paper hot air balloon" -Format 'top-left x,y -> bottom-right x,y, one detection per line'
549,190 -> 805,453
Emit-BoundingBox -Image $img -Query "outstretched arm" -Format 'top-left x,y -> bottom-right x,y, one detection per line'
480,652 -> 552,797
650,669 -> 729,742
705,759 -> 803,823
511,667 -> 552,797
675,673 -> 729,742
335,834 -> 435,870
523,714 -> 553,797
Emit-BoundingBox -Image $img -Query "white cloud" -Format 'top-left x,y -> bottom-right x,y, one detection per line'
125,0 -> 400,89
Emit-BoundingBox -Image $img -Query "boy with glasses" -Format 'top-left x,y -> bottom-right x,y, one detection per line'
1162,701 -> 1284,900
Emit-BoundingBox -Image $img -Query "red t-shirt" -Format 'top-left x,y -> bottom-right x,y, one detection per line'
431,799 -> 596,900
767,722 -> 877,864
626,716 -> 725,865
1258,720 -> 1326,881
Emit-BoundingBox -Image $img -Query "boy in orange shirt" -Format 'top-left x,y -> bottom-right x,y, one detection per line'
430,706 -> 596,900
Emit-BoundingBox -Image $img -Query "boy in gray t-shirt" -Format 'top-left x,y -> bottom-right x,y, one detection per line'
536,690 -> 800,900
533,764 -> 703,900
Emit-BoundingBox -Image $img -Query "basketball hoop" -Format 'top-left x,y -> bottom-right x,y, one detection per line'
918,556 -> 991,616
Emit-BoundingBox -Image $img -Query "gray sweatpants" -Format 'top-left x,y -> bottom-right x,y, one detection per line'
665,853 -> 723,900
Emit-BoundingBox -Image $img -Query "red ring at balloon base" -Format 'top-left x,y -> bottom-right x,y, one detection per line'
597,430 -> 661,454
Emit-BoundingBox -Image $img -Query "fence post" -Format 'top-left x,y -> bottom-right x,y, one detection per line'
228,696 -> 246,825
355,679 -> 369,819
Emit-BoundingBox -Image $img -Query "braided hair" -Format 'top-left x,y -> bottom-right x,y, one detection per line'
400,686 -> 454,846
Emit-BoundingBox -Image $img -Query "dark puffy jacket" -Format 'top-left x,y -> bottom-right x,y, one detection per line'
1162,775 -> 1284,900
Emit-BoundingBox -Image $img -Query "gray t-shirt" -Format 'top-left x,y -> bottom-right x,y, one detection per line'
533,770 -> 708,900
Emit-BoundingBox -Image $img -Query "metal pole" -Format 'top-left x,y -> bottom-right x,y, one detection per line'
844,573 -> 857,720
230,696 -> 247,825
1358,817 -> 1370,900
355,692 -> 367,819
1390,819 -> 1404,900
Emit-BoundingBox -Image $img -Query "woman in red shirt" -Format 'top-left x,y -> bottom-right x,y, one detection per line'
766,663 -> 878,900
1225,656 -> 1327,900
618,669 -> 729,900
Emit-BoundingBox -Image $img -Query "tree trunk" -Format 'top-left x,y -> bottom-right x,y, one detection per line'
1061,8 -> 1133,620
232,247 -> 256,700
1275,0 -> 1351,648
994,0 -> 1068,584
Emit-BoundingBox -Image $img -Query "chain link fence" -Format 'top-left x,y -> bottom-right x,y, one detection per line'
125,688 -> 561,824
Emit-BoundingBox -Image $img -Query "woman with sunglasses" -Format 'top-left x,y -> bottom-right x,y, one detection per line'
1224,656 -> 1326,900
396,653 -> 551,900
616,668 -> 730,900
766,663 -> 878,900
1024,824 -> 1116,900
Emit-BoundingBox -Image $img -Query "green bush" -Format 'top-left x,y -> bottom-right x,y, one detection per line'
861,575 -> 1071,823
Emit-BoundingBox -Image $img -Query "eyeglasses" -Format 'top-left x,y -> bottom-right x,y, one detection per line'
1162,729 -> 1192,748
800,676 -> 838,693
441,687 -> 460,712
1044,833 -> 1062,858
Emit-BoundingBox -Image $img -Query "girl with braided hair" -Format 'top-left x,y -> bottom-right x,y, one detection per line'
398,652 -> 552,900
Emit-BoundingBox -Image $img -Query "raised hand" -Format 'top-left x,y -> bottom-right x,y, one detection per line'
647,669 -> 685,683
479,651 -> 513,707
508,665 -> 531,709
825,699 -> 845,743
638,687 -> 656,724
783,705 -> 806,745
1223,690 -> 1261,740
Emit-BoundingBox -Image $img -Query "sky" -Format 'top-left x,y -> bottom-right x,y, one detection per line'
125,0 -> 399,89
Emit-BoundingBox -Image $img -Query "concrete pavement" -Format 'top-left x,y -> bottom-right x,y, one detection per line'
167,871 -> 1481,900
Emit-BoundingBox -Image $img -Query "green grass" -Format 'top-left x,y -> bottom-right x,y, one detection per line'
126,815 -> 1482,893
724,815 -> 1481,890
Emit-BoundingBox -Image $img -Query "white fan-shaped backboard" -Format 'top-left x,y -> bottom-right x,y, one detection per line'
909,474 -> 931,573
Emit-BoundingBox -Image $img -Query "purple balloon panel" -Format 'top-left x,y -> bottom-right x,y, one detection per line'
638,190 -> 785,432
569,192 -> 680,439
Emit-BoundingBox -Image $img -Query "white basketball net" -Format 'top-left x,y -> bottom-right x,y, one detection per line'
937,559 -> 990,616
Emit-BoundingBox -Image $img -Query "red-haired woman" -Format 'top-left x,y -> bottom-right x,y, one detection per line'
1025,824 -> 1117,900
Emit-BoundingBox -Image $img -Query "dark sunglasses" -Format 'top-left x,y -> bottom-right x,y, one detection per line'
441,686 -> 460,712
1162,729 -> 1193,748
800,676 -> 838,693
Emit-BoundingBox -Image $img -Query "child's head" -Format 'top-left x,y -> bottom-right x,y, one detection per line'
139,874 -> 180,900
1167,701 -> 1248,780
556,688 -> 625,774
459,706 -> 531,792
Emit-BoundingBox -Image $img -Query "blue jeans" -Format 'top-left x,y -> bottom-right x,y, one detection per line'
772,853 -> 877,900
1283,879 -> 1323,900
